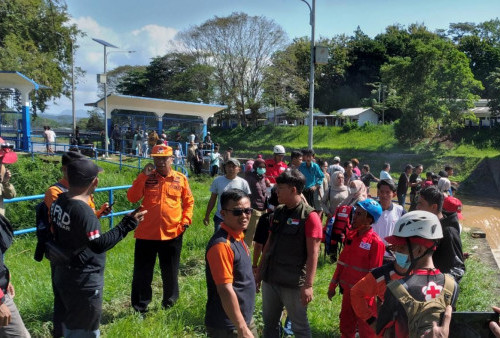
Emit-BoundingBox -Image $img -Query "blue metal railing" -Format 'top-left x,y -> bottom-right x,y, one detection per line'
6,185 -> 134,236
27,141 -> 189,176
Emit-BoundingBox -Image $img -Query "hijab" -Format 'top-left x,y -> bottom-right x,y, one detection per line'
339,180 -> 367,206
330,171 -> 348,193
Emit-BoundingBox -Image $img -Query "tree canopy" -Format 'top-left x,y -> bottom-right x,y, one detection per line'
0,0 -> 81,113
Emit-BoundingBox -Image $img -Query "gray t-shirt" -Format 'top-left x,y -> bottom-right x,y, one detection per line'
210,176 -> 251,218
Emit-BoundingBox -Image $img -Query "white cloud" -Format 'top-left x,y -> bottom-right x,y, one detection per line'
47,17 -> 180,115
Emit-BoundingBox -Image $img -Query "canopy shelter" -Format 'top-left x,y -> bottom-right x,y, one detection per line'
85,94 -> 227,138
0,71 -> 46,151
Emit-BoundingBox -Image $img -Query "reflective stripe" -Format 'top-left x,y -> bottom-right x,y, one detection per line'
339,279 -> 355,288
337,260 -> 371,273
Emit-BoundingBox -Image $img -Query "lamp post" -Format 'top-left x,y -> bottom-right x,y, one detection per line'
92,38 -> 135,157
300,0 -> 316,149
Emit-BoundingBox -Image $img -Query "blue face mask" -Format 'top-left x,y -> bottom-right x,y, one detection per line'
256,167 -> 266,175
395,252 -> 411,270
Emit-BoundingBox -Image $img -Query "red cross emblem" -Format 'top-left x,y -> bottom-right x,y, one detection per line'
421,281 -> 443,301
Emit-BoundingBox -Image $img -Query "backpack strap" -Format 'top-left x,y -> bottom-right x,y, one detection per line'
440,274 -> 455,305
387,279 -> 416,318
53,182 -> 68,193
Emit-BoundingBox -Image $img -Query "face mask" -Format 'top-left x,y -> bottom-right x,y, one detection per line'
395,251 -> 411,270
256,167 -> 266,175
349,187 -> 357,194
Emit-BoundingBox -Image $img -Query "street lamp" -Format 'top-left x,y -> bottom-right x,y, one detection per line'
92,38 -> 135,157
300,0 -> 316,150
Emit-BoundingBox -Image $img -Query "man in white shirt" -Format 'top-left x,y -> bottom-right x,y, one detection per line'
327,156 -> 345,176
379,162 -> 392,180
203,158 -> 251,232
372,179 -> 405,263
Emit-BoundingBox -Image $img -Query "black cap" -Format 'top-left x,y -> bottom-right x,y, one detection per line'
67,158 -> 103,188
62,151 -> 86,166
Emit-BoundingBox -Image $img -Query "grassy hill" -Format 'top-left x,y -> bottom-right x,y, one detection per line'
212,124 -> 500,183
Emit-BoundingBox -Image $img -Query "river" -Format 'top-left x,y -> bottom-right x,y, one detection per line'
461,196 -> 500,268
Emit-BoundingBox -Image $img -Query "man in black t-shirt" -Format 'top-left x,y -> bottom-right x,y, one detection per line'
397,164 -> 413,210
408,164 -> 423,211
50,158 -> 146,337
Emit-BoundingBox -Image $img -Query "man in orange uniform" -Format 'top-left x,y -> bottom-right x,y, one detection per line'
264,145 -> 287,184
127,144 -> 194,313
328,199 -> 385,338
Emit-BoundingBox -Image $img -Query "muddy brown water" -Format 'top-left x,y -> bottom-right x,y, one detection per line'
461,197 -> 500,268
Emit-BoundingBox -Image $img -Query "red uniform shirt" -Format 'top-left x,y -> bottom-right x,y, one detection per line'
330,227 -> 385,290
264,158 -> 287,184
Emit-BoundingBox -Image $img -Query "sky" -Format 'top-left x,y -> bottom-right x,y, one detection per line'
45,0 -> 500,116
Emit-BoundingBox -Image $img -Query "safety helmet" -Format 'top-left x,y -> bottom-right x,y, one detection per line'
389,210 -> 443,241
356,198 -> 382,223
273,145 -> 286,155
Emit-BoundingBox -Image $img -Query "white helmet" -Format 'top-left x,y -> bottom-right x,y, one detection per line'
273,145 -> 285,155
390,210 -> 443,241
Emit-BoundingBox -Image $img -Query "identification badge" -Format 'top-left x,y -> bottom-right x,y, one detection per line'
359,241 -> 371,250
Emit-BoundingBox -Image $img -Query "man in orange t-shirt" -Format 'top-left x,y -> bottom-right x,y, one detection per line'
205,189 -> 257,337
127,144 -> 194,313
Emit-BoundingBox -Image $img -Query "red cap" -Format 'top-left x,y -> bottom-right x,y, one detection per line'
443,196 -> 464,220
0,138 -> 17,164
385,235 -> 437,249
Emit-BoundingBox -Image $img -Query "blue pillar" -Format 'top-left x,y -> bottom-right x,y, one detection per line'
21,105 -> 30,151
202,118 -> 208,140
157,117 -> 163,136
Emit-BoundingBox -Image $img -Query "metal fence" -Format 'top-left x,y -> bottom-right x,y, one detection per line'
8,185 -> 134,236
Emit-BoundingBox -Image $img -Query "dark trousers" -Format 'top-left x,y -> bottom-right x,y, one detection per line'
302,188 -> 315,207
51,263 -> 65,338
53,268 -> 103,334
131,236 -> 183,312
194,160 -> 203,175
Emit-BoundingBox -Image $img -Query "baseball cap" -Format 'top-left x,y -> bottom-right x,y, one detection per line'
333,156 -> 341,163
67,158 -> 103,187
225,158 -> 240,166
0,137 -> 17,164
443,196 -> 464,220
61,151 -> 86,166
151,144 -> 173,157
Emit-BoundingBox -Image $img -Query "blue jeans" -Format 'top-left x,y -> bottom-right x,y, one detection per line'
262,281 -> 311,338
397,193 -> 406,210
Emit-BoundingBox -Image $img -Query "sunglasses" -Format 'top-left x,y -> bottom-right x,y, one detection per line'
223,208 -> 253,216
0,143 -> 14,150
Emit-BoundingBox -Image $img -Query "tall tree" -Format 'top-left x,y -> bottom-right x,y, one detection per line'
0,0 -> 81,113
179,12 -> 287,125
381,32 -> 483,143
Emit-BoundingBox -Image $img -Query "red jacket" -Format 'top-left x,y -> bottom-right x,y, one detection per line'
330,227 -> 385,290
264,159 -> 287,184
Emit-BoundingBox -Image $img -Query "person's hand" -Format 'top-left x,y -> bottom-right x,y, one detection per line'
98,202 -> 112,217
310,186 -> 317,192
131,207 -> 147,223
203,217 -> 210,226
300,285 -> 313,306
421,305 -> 452,338
255,270 -> 261,294
490,306 -> 500,337
3,169 -> 11,184
327,287 -> 336,300
0,303 -> 11,327
237,325 -> 254,338
7,283 -> 14,298
142,163 -> 155,176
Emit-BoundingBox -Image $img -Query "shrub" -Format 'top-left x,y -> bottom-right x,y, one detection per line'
341,121 -> 358,132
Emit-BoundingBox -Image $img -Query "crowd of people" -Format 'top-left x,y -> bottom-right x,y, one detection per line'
0,137 -> 497,338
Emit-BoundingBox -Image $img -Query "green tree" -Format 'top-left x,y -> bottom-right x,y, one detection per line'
381,34 -> 483,143
486,68 -> 500,117
179,12 -> 287,125
0,0 -> 82,113
85,109 -> 104,131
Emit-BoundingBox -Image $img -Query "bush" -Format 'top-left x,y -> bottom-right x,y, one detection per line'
341,121 -> 358,132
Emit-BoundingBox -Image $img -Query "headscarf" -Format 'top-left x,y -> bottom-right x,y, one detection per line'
330,171 -> 348,193
339,180 -> 367,206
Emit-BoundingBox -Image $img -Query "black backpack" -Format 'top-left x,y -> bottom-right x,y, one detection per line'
34,183 -> 67,262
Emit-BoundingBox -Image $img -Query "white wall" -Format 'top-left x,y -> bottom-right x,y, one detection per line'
357,109 -> 379,126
